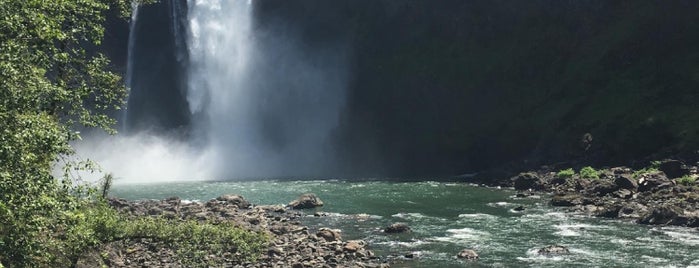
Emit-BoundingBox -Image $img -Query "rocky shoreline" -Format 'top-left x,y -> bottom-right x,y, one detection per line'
78,194 -> 389,268
488,159 -> 699,228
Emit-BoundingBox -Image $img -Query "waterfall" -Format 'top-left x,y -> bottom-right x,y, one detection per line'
185,0 -> 347,178
122,2 -> 139,131
76,0 -> 348,182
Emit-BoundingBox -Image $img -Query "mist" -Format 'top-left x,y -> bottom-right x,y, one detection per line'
73,0 -> 349,182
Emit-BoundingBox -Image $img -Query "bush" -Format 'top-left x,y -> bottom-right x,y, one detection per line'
121,217 -> 269,266
579,166 -> 599,179
556,168 -> 575,179
677,175 -> 697,186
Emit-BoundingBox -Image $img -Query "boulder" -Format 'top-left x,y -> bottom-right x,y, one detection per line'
537,245 -> 569,255
288,194 -> 324,209
457,249 -> 479,260
637,172 -> 673,192
618,203 -> 649,218
658,159 -> 690,179
343,240 -> 365,252
512,173 -> 543,191
638,205 -> 682,225
216,194 -> 251,209
384,223 -> 411,233
589,180 -> 619,196
317,228 -> 342,242
614,174 -> 638,190
612,189 -> 633,199
551,194 -> 583,207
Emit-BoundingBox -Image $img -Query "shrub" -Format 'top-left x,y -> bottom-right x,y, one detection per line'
579,166 -> 599,179
122,217 -> 269,266
556,168 -> 575,179
677,175 -> 697,186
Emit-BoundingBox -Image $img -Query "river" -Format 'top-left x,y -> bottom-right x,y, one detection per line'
111,180 -> 699,267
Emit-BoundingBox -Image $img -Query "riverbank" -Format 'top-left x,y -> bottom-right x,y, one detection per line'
473,159 -> 699,228
76,194 -> 389,267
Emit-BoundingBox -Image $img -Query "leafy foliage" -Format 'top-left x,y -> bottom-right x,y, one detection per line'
579,166 -> 599,180
677,175 -> 697,186
632,166 -> 661,178
556,168 -> 575,179
0,0 -> 174,267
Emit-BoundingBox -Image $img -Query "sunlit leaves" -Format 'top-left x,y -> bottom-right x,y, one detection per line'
0,0 -> 132,266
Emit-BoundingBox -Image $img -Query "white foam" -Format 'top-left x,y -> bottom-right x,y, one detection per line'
432,227 -> 490,244
393,212 -> 427,219
488,201 -> 512,207
661,228 -> 699,246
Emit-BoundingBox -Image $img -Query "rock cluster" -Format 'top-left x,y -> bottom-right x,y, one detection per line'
90,194 -> 389,268
504,159 -> 699,227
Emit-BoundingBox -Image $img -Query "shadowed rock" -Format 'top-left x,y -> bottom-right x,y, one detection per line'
512,172 -> 543,191
384,223 -> 411,233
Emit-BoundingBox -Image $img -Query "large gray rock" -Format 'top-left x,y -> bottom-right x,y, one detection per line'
658,159 -> 690,179
317,228 -> 342,242
384,223 -> 411,233
216,194 -> 251,209
551,194 -> 583,207
457,249 -> 479,260
637,172 -> 673,192
538,245 -> 569,255
288,193 -> 324,209
512,172 -> 543,191
589,180 -> 619,196
615,174 -> 638,190
638,205 -> 682,225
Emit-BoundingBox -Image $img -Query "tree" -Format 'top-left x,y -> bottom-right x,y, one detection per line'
0,0 -> 131,266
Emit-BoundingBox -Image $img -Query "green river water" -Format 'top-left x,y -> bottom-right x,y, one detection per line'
111,180 -> 699,267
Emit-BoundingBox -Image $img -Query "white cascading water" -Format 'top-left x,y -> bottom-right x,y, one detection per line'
187,0 -> 346,179
71,0 -> 347,182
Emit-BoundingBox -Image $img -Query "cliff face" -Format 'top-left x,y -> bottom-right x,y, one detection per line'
107,1 -> 699,177
255,0 -> 699,175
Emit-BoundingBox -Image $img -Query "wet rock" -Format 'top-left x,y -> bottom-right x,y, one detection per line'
538,245 -> 569,255
612,189 -> 633,199
596,205 -> 622,218
317,228 -> 342,242
216,194 -> 251,209
288,193 -> 324,209
589,180 -> 619,196
638,205 -> 682,225
614,174 -> 638,190
658,159 -> 690,179
513,206 -> 526,212
551,194 -> 583,207
384,223 -> 411,233
456,249 -> 479,260
618,203 -> 649,218
637,172 -> 673,192
550,176 -> 568,185
512,172 -> 543,191
611,167 -> 633,175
